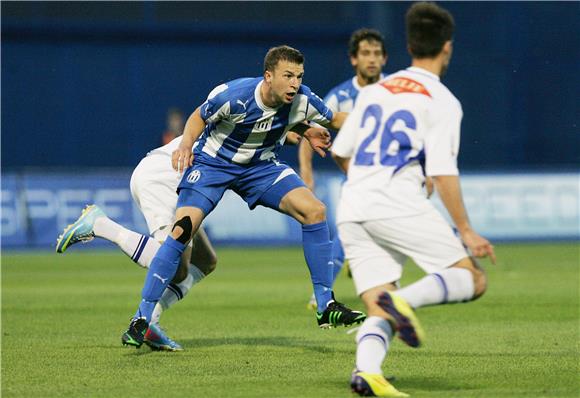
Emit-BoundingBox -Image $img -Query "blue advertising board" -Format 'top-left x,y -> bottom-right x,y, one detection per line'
1,171 -> 578,250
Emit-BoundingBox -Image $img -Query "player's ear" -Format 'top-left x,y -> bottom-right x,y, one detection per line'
264,70 -> 272,84
442,41 -> 452,56
350,55 -> 358,69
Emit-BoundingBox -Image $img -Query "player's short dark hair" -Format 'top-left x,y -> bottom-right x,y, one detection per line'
406,2 -> 454,59
264,45 -> 304,72
348,28 -> 387,57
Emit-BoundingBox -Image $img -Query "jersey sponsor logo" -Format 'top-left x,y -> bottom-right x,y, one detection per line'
381,77 -> 431,97
254,117 -> 273,132
187,170 -> 201,184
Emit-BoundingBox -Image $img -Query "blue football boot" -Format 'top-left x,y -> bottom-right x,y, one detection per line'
144,324 -> 184,352
56,204 -> 106,253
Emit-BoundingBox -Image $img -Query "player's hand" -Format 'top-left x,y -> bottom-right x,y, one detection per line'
285,131 -> 302,145
303,126 -> 331,157
172,146 -> 194,174
460,229 -> 496,264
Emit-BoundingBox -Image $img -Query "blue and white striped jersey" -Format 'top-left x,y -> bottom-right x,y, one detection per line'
197,77 -> 333,165
324,75 -> 384,113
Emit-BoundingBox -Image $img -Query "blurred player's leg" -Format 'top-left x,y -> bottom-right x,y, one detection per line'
351,284 -> 415,397
149,228 -> 217,325
123,201 -> 208,348
56,204 -> 159,268
365,210 -> 486,310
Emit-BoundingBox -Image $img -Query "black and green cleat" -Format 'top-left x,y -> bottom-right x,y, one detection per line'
316,300 -> 366,329
121,317 -> 148,348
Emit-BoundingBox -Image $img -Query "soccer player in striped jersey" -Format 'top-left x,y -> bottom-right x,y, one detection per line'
332,4 -> 495,396
299,29 -> 388,309
56,136 -> 218,351
57,132 -> 305,351
121,45 -> 366,349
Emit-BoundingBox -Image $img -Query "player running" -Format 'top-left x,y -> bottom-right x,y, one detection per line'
332,3 -> 496,396
56,136 -> 217,351
299,28 -> 388,310
121,45 -> 366,349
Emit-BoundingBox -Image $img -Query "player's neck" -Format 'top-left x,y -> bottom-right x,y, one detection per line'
260,81 -> 280,108
356,74 -> 380,88
411,58 -> 443,77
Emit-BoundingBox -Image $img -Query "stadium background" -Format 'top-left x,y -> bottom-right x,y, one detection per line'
2,1 -> 579,248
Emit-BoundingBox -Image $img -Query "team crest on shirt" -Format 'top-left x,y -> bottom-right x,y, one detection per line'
381,77 -> 431,97
187,170 -> 201,184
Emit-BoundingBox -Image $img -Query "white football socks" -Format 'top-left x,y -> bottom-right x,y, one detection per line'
396,267 -> 475,309
355,316 -> 394,374
93,216 -> 159,268
150,263 -> 206,325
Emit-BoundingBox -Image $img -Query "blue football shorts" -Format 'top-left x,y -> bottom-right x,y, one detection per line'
176,152 -> 305,216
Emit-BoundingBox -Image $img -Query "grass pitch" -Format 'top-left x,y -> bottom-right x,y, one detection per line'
2,243 -> 579,397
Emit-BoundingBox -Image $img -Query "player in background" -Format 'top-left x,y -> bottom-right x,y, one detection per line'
56,136 -> 217,352
299,29 -> 388,310
332,3 -> 496,396
162,108 -> 185,145
121,45 -> 367,349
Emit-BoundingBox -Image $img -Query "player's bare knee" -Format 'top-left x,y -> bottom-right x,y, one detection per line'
171,216 -> 194,245
207,255 -> 218,273
454,256 -> 487,300
197,256 -> 217,276
304,201 -> 326,224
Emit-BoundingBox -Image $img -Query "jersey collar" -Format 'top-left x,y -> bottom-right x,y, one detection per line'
406,67 -> 440,81
255,79 -> 280,112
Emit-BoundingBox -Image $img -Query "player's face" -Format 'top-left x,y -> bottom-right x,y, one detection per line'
351,40 -> 387,84
265,60 -> 304,106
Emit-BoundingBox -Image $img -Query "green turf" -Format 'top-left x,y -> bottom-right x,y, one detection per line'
2,243 -> 579,397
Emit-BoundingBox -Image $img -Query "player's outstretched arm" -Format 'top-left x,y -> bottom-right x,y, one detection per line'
172,107 -> 206,173
327,111 -> 348,131
433,175 -> 496,264
298,139 -> 315,190
331,153 -> 350,174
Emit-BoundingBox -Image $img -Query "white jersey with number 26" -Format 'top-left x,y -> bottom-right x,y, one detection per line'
332,66 -> 463,223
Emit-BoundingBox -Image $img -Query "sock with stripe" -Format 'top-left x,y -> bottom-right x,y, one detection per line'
355,316 -> 394,374
93,217 -> 159,268
396,267 -> 475,309
134,237 -> 185,322
302,221 -> 334,313
150,264 -> 206,325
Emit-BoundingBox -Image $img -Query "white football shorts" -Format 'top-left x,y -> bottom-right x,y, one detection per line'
338,208 -> 468,295
130,153 -> 182,241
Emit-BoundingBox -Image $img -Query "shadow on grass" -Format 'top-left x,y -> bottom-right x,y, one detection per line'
398,376 -> 479,394
178,335 -> 349,354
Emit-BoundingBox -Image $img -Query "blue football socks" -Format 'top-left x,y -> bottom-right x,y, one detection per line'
134,236 -> 186,322
331,237 -> 345,284
302,221 -> 334,313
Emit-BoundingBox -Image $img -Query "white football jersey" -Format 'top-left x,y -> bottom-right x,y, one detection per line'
332,66 -> 462,223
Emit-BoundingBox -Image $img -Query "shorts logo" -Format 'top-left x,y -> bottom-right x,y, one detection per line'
187,170 -> 201,184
